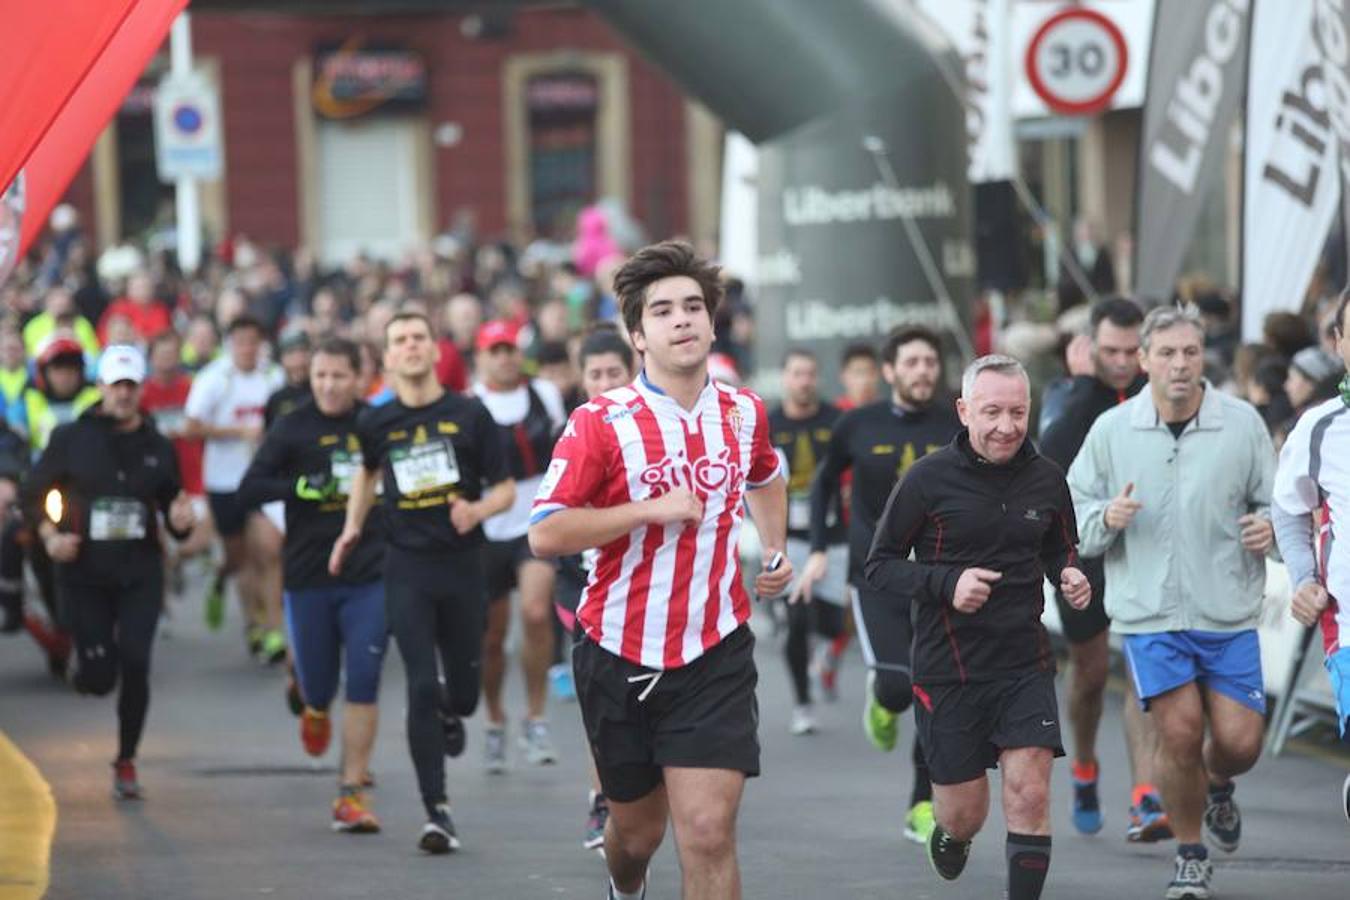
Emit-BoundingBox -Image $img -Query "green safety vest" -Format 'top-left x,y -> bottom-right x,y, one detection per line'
24,386 -> 101,454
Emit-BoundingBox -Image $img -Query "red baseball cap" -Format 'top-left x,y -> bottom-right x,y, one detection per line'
476,320 -> 521,352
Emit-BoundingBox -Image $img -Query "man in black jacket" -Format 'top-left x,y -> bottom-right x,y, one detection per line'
866,355 -> 1089,900
23,345 -> 196,801
1037,296 -> 1167,841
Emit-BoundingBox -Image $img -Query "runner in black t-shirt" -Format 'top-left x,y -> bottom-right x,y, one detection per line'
239,337 -> 385,835
768,348 -> 845,738
797,325 -> 961,845
329,312 -> 515,856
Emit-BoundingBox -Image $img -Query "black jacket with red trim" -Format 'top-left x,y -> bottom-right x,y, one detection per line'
864,431 -> 1079,685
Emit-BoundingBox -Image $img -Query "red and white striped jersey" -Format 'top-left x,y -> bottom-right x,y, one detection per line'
531,373 -> 782,669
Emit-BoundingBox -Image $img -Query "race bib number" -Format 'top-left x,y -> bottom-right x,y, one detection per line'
153,407 -> 186,436
89,497 -> 148,541
330,450 -> 362,497
390,440 -> 460,496
788,496 -> 811,531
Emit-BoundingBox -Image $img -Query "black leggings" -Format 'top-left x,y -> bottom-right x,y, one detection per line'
854,586 -> 931,807
782,598 -> 845,706
384,547 -> 487,816
62,574 -> 162,761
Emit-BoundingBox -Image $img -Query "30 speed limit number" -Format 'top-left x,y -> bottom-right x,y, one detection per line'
1025,7 -> 1128,116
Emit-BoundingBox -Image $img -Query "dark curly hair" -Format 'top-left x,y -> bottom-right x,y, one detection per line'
613,241 -> 722,337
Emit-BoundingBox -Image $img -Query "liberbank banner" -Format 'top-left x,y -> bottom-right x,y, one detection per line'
755,91 -> 973,393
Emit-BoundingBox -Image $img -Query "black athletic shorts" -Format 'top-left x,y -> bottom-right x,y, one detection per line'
913,670 -> 1064,785
1052,555 -> 1109,644
573,624 -> 761,803
208,491 -> 255,538
484,534 -> 551,600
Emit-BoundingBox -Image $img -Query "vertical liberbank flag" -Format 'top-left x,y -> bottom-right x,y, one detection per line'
0,0 -> 184,286
912,0 -> 1017,184
1242,1 -> 1341,339
1134,0 -> 1250,302
1314,0 -> 1350,267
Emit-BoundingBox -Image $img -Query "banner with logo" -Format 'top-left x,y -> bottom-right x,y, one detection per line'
1134,0 -> 1250,302
1242,1 -> 1340,339
1314,0 -> 1350,267
912,0 -> 1016,184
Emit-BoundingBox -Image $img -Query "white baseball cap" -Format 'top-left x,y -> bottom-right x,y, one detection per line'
97,345 -> 147,385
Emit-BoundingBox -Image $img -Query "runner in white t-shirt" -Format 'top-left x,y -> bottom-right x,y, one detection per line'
473,320 -> 567,773
186,315 -> 285,661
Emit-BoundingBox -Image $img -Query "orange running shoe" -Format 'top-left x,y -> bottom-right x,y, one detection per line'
300,708 -> 331,757
332,791 -> 380,833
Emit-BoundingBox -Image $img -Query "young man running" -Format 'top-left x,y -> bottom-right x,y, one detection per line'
474,319 -> 567,771
555,326 -> 636,850
529,241 -> 791,900
330,312 -> 514,854
769,348 -> 845,736
240,337 -> 387,833
185,315 -> 284,659
866,355 -> 1091,900
796,325 -> 960,843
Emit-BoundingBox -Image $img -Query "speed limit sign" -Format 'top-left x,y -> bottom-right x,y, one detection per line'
1025,7 -> 1128,116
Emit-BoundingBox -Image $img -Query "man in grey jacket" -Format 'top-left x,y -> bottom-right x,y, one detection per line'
1067,304 -> 1276,900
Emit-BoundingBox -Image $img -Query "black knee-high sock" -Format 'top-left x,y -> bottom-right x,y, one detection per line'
1007,832 -> 1051,900
909,734 -> 932,806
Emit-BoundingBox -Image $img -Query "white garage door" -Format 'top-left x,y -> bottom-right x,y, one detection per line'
316,116 -> 423,266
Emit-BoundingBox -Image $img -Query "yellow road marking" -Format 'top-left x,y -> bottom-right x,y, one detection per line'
0,731 -> 55,900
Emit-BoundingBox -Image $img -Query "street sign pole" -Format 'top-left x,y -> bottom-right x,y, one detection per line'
170,12 -> 200,274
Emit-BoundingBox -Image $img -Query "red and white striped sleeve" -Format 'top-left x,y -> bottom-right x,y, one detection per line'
531,401 -> 611,524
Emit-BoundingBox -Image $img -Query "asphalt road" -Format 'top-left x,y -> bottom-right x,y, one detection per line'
2,594 -> 1348,899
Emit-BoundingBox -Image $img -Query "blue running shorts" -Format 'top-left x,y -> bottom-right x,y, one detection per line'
1124,629 -> 1265,714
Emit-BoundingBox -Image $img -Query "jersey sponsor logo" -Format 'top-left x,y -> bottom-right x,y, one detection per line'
537,458 -> 568,500
603,404 -> 637,424
388,429 -> 407,440
413,424 -> 429,444
639,449 -> 744,500
437,421 -> 459,434
320,434 -> 339,446
1024,508 -> 1042,521
872,444 -> 895,454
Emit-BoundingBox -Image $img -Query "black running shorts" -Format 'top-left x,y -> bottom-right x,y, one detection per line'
572,624 -> 761,803
483,534 -> 551,600
913,669 -> 1064,785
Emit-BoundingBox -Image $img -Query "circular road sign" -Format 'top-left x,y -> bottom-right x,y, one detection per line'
1025,7 -> 1128,116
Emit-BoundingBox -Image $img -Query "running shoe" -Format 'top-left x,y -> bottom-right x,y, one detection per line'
606,880 -> 646,900
549,662 -> 577,701
904,800 -> 936,844
1203,783 -> 1241,853
1071,764 -> 1104,835
419,803 -> 460,854
1127,792 -> 1174,843
205,573 -> 225,631
521,718 -> 559,765
484,724 -> 508,774
814,642 -> 842,703
1342,772 -> 1350,824
862,671 -> 898,752
585,792 -> 609,850
300,708 -> 331,758
260,629 -> 287,666
441,712 -> 466,758
789,705 -> 818,736
332,791 -> 380,833
112,759 -> 142,800
926,825 -> 970,881
1165,851 -> 1212,899
245,624 -> 264,657
284,670 -> 303,717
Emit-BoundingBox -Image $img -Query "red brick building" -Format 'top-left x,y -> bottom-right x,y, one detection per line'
77,3 -> 722,262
